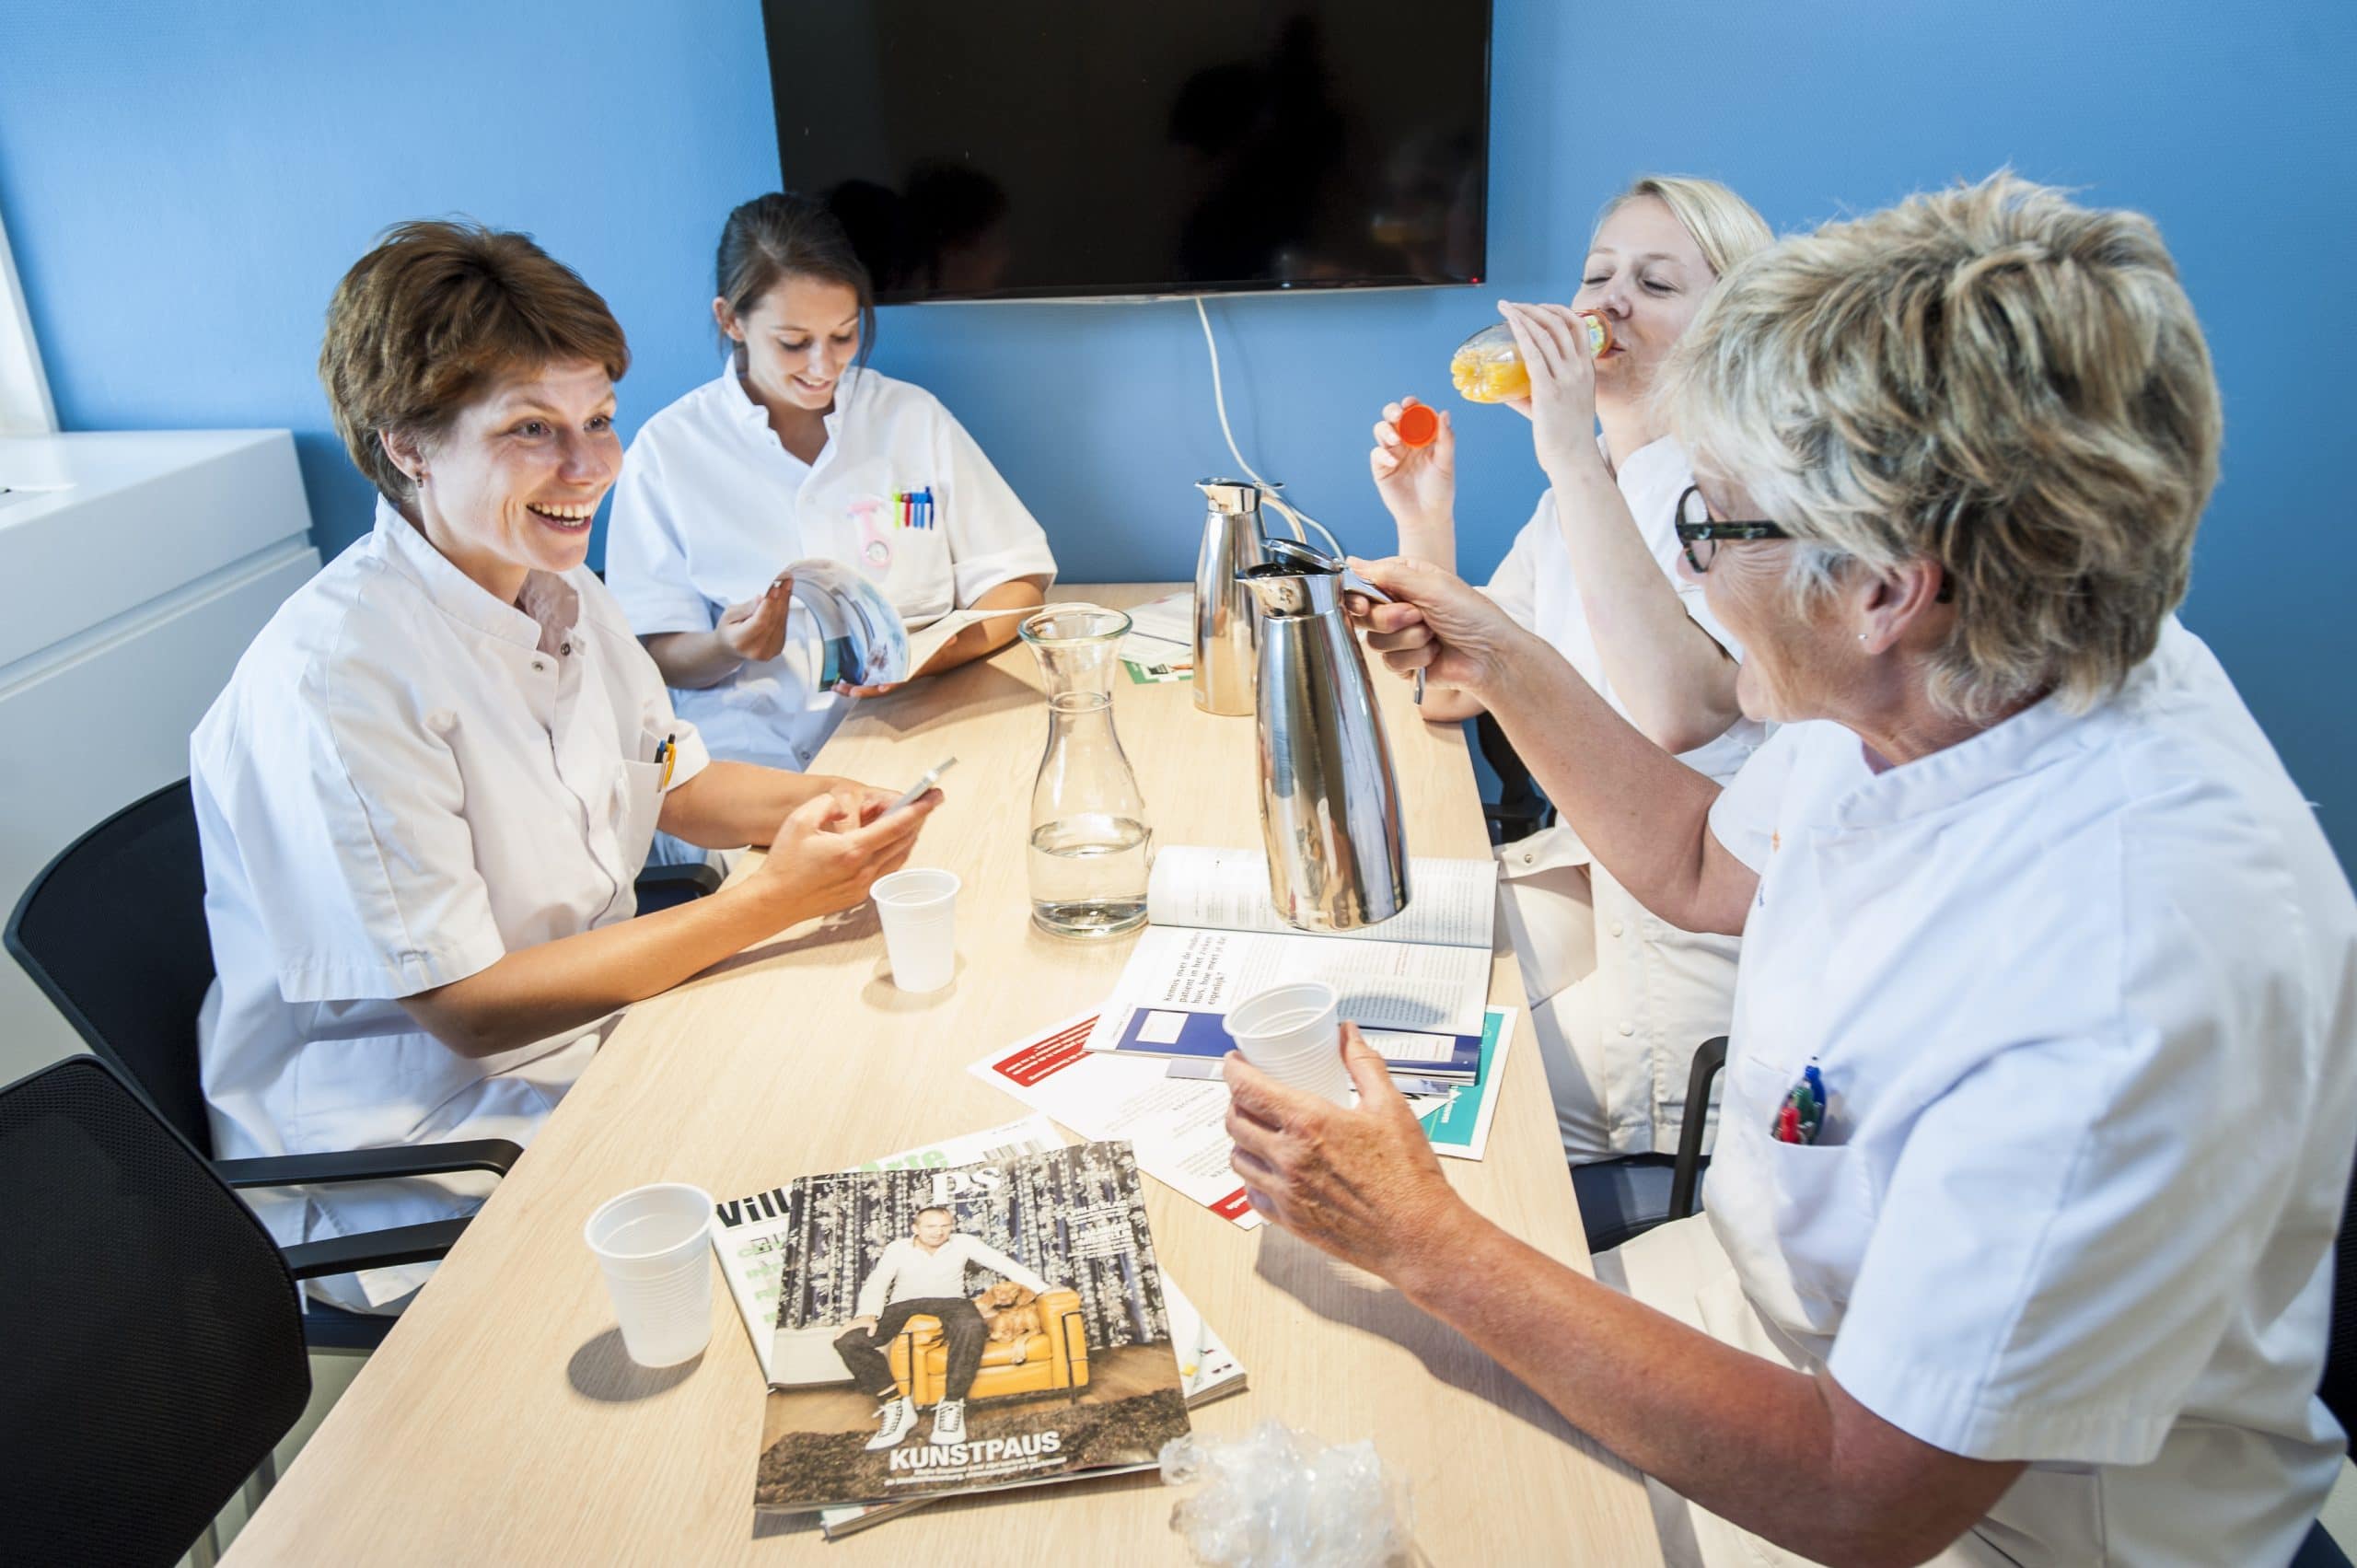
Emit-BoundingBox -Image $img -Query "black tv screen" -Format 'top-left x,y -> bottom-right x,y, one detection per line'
760,3 -> 1492,303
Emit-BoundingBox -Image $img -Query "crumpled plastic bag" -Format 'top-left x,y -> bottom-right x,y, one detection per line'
1159,1421 -> 1421,1567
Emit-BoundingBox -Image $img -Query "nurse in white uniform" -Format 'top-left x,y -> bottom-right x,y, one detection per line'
606,192 -> 1057,772
1368,176 -> 1774,1172
1231,178 -> 2357,1564
193,223 -> 938,1312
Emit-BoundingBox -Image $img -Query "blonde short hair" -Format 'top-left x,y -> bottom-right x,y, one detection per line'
1596,175 -> 1774,281
1662,174 -> 2222,723
319,221 -> 630,509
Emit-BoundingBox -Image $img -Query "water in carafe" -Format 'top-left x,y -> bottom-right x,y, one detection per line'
1019,606 -> 1152,938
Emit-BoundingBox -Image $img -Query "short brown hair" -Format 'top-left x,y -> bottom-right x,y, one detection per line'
319,220 -> 630,508
714,192 -> 877,365
1664,174 -> 2222,723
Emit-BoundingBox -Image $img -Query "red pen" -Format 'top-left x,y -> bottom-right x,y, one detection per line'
1776,1103 -> 1802,1144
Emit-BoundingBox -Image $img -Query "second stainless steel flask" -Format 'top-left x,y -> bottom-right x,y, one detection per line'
1236,553 -> 1411,932
1191,479 -> 1267,715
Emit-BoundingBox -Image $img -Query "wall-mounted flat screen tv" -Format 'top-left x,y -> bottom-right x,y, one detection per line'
760,3 -> 1492,303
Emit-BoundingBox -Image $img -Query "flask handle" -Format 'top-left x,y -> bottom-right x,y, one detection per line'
1249,487 -> 1422,706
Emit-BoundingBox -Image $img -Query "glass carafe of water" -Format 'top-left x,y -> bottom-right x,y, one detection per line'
1019,606 -> 1152,938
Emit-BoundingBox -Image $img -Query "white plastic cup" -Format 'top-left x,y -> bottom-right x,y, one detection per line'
873,868 -> 960,993
584,1182 -> 715,1368
1225,981 -> 1353,1106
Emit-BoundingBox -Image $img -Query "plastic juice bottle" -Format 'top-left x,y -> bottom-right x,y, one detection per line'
1449,312 -> 1613,403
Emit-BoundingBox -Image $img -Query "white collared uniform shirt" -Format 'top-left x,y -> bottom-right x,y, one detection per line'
1678,618 -> 2357,1564
192,500 -> 711,1310
605,363 -> 1057,770
1484,436 -> 1766,1157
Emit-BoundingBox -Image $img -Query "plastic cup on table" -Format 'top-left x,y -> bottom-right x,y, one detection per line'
584,1182 -> 715,1368
1224,981 -> 1353,1106
872,867 -> 961,993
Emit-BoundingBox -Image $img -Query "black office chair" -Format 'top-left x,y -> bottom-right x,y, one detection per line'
1568,1036 -> 1724,1253
1474,711 -> 1553,846
0,1054 -> 312,1567
5,780 -> 715,1351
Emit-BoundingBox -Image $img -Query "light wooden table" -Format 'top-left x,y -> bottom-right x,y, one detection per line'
228,585 -> 1663,1566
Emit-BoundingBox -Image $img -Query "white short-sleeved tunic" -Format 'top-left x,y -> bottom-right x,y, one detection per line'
1643,618 -> 2357,1564
1484,436 -> 1767,1158
192,500 -> 711,1309
605,362 -> 1058,770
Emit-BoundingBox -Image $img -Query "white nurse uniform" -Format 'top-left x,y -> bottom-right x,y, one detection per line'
605,362 -> 1057,771
1611,618 -> 2357,1565
1484,436 -> 1766,1160
192,500 -> 711,1310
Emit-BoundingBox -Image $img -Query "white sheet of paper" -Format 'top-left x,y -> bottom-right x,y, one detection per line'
1088,923 -> 1489,1047
971,1012 -> 1262,1229
1144,845 -> 1497,950
901,608 -> 1004,674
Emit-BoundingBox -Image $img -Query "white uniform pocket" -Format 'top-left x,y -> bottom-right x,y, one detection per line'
615,758 -> 666,880
1764,1140 -> 1875,1324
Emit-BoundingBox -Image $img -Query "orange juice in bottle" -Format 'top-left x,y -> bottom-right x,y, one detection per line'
1449,311 -> 1613,403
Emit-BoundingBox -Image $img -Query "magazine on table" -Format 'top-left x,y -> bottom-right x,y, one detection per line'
751,1140 -> 1190,1515
819,1272 -> 1247,1539
1083,847 -> 1499,1066
710,1114 -> 1065,1386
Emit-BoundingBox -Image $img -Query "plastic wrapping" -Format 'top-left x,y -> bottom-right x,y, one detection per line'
1159,1422 -> 1421,1567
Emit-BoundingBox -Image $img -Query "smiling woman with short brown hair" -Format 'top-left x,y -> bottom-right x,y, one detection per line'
192,220 -> 937,1314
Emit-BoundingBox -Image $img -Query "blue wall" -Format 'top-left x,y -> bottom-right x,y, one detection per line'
4,0 -> 2351,858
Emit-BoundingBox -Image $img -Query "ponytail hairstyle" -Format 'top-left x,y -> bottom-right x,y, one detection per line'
714,192 -> 877,368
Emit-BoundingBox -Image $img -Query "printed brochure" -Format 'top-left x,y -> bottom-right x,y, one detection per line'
751,1140 -> 1190,1515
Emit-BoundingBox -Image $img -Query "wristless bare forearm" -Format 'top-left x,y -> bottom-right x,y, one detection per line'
401,879 -> 804,1058
1546,464 -> 1742,753
918,577 -> 1047,678
1480,644 -> 1726,928
642,628 -> 744,691
659,761 -> 828,850
1394,1218 -> 1874,1562
1393,516 -> 1458,573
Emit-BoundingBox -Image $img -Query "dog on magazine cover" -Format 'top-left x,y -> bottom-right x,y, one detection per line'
831,1206 -> 1054,1450
974,1280 -> 1045,1360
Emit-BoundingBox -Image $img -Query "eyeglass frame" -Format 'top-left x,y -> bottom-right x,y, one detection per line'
1671,485 -> 1788,574
1669,483 -> 1956,602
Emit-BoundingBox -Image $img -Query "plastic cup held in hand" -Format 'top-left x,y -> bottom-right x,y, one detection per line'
1225,981 -> 1352,1106
873,867 -> 960,993
584,1182 -> 714,1368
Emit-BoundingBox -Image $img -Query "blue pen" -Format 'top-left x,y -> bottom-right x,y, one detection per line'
919,488 -> 934,529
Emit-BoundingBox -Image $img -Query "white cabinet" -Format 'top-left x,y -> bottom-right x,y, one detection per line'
0,430 -> 319,1082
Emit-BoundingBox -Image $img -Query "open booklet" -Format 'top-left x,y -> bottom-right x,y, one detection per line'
740,1136 -> 1193,1516
1084,846 -> 1500,1076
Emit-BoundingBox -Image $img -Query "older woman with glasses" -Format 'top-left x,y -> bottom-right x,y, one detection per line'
1228,177 -> 2357,1564
1368,176 -> 1778,1195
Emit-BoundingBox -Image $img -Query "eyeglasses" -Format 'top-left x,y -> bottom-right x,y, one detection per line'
1673,485 -> 1788,574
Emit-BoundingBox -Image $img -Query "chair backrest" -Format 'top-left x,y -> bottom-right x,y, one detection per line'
6,780 -> 217,1152
2320,1155 -> 2357,1435
0,1055 -> 308,1567
1474,711 -> 1552,845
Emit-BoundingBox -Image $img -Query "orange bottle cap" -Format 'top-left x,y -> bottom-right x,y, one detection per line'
1395,402 -> 1439,447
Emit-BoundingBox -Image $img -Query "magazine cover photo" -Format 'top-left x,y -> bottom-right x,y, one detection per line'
755,1139 -> 1190,1513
